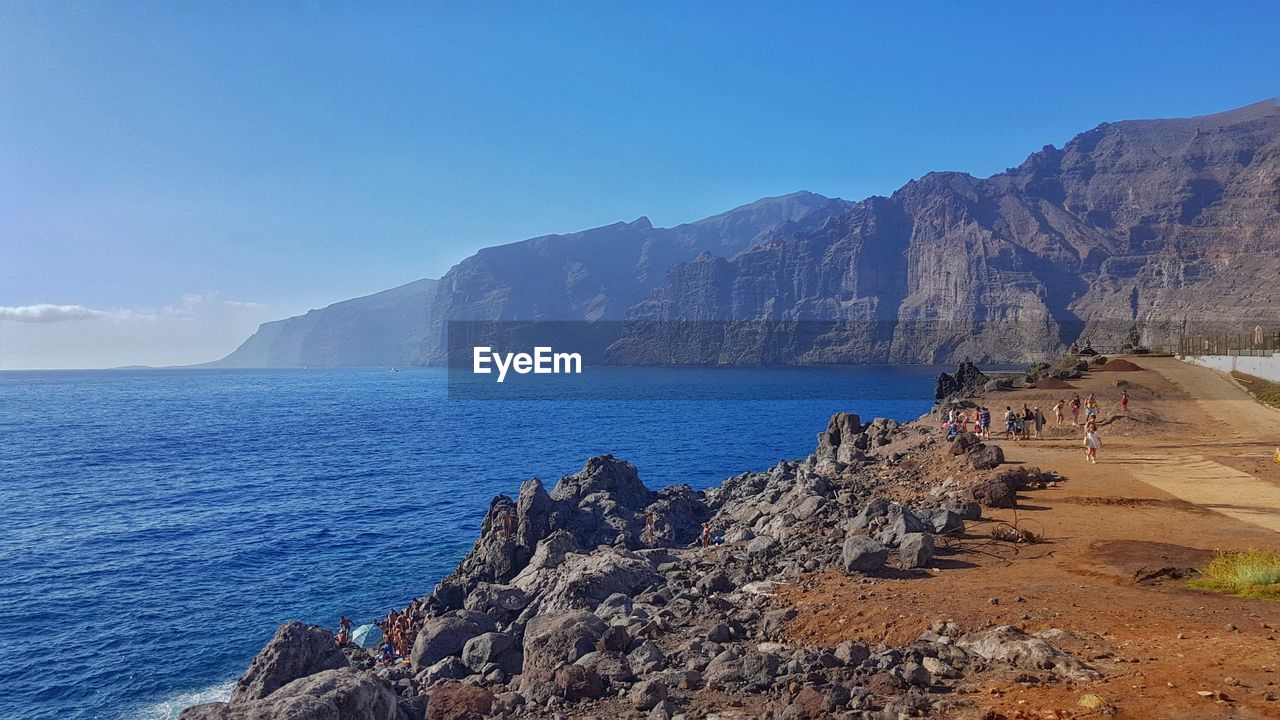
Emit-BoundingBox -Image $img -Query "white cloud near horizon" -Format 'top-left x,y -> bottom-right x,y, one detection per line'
222,299 -> 267,310
0,296 -> 268,324
0,304 -> 152,323
0,294 -> 273,369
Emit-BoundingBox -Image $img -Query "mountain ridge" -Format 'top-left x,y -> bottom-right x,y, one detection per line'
211,98 -> 1279,368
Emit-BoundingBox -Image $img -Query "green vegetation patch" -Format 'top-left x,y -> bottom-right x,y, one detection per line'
1189,548 -> 1280,601
1231,372 -> 1280,409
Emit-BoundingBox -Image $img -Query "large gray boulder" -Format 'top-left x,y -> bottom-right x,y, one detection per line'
850,498 -> 891,530
512,547 -> 659,613
410,611 -> 496,671
967,444 -> 1005,470
815,412 -> 865,466
875,505 -> 930,547
229,622 -> 349,703
184,668 -> 397,720
550,455 -> 653,510
967,475 -> 1016,508
521,610 -> 607,687
899,533 -> 934,568
461,631 -> 521,675
841,536 -> 888,573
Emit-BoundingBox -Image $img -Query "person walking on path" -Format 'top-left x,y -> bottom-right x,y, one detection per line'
1053,400 -> 1065,426
979,407 -> 992,440
1004,407 -> 1017,439
1085,394 -> 1100,423
1034,406 -> 1046,440
1121,390 -> 1130,414
1069,394 -> 1081,426
1083,427 -> 1101,463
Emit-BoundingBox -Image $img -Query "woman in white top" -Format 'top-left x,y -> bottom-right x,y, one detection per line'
1083,429 -> 1101,463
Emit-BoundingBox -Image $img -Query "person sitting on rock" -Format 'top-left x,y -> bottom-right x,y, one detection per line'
379,639 -> 396,665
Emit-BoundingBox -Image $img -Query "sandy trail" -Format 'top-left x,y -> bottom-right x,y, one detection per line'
782,356 -> 1280,719
1103,356 -> 1280,532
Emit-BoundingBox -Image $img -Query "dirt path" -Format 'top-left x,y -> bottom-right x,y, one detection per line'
1104,356 -> 1280,532
782,356 -> 1280,719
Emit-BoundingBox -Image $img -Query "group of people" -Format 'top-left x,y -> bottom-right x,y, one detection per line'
942,388 -> 1132,464
334,603 -> 427,666
943,407 -> 993,439
1002,404 -> 1047,441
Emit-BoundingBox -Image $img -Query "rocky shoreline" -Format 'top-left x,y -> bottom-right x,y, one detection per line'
182,395 -> 1090,720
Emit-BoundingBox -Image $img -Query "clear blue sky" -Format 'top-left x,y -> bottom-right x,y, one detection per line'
1,1 -> 1277,368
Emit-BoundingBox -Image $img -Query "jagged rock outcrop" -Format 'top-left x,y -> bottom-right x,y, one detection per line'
229,622 -> 349,703
428,455 -> 710,615
185,411 -> 1097,719
182,668 -> 396,720
935,362 -> 990,401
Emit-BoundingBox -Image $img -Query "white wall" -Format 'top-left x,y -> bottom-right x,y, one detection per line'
1181,354 -> 1280,382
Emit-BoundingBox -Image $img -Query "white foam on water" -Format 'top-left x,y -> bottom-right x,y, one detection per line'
129,679 -> 235,720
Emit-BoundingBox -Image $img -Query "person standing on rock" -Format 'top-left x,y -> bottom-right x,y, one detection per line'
502,510 -> 515,541
1083,427 -> 1101,463
700,522 -> 712,548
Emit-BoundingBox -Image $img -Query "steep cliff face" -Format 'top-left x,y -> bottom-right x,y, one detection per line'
414,191 -> 850,363
614,100 -> 1279,364
211,278 -> 439,368
212,100 -> 1278,368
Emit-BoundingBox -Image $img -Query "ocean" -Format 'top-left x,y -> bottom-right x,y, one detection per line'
0,366 -> 940,720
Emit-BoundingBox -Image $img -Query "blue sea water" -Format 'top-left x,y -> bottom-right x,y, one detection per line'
0,366 -> 940,720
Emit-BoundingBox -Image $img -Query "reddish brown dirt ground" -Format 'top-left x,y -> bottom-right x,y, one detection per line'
779,357 -> 1280,719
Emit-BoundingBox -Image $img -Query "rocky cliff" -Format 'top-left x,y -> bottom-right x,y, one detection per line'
615,100 -> 1280,364
182,411 -> 1091,719
212,99 -> 1279,368
210,278 -> 439,368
